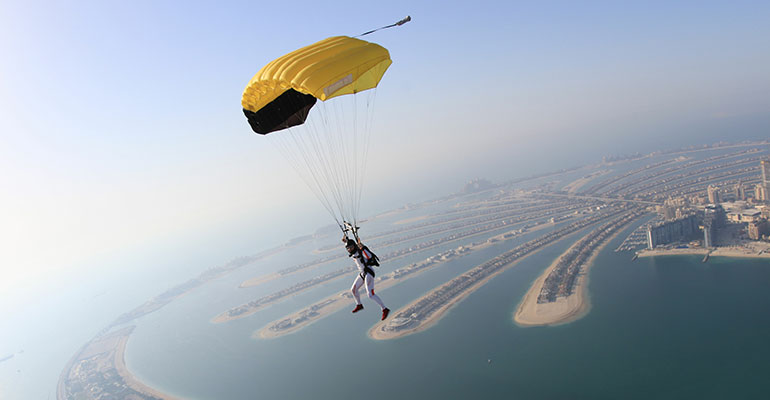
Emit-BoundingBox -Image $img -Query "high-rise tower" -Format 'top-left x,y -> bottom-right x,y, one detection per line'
707,185 -> 720,204
762,160 -> 770,199
734,182 -> 746,201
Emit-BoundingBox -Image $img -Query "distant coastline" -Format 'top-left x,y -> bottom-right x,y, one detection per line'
637,245 -> 770,259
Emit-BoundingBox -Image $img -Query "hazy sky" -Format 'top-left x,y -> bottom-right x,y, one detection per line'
2,0 -> 770,310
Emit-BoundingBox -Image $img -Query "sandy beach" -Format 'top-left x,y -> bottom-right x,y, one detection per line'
114,331 -> 182,400
257,290 -> 357,339
58,327 -> 181,400
224,223 -> 551,326
514,241 -> 590,327
637,242 -> 770,259
368,222 -> 562,340
514,228 -> 626,327
368,263 -> 519,340
394,215 -> 429,225
562,170 -> 610,195
257,225 -> 549,339
517,233 -> 770,327
239,273 -> 279,288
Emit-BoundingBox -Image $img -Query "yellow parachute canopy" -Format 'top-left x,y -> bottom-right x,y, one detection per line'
242,36 -> 391,134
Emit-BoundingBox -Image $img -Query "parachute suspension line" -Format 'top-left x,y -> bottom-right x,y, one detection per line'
352,91 -> 375,229
267,91 -> 379,234
341,96 -> 358,224
333,95 -> 355,224
350,92 -> 360,227
356,15 -> 412,37
319,98 -> 347,222
271,123 -> 341,227
356,89 -> 378,228
270,95 -> 348,227
304,99 -> 349,222
271,139 -> 339,226
295,117 -> 339,218
275,93 -> 369,227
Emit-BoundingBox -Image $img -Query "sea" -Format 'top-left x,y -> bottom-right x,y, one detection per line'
121,210 -> 770,400
4,146 -> 770,399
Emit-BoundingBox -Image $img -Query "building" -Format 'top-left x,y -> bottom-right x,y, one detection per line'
762,160 -> 770,194
646,214 -> 699,249
721,201 -> 761,223
702,205 -> 726,248
748,219 -> 770,240
741,209 -> 761,223
756,183 -> 768,202
734,182 -> 746,201
703,221 -> 714,247
707,185 -> 721,204
656,205 -> 677,220
761,205 -> 770,219
660,197 -> 690,220
463,178 -> 495,194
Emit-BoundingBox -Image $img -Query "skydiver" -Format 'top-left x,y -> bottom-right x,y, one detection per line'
344,237 -> 390,320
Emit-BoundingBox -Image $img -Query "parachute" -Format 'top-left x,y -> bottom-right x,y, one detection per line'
242,35 -> 393,234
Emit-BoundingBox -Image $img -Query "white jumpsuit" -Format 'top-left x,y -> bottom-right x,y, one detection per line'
350,249 -> 387,310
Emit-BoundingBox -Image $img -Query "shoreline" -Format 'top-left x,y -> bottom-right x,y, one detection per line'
368,256 -> 529,340
257,225 -> 550,339
235,199 -> 565,291
214,268 -> 352,323
514,240 -> 588,327
57,327 -> 181,400
514,216 -> 635,327
366,208 -> 637,340
563,170 -> 611,195
114,330 -> 182,400
238,273 -> 279,288
637,246 -> 770,259
367,220 -> 591,340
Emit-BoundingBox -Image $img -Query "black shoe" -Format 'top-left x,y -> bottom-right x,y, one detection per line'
352,304 -> 364,313
381,308 -> 390,320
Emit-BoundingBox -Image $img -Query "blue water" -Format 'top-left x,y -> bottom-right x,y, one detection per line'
7,145 -> 770,399
123,218 -> 770,400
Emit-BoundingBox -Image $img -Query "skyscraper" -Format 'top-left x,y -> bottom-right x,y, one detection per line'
762,160 -> 770,199
734,182 -> 746,201
756,183 -> 767,202
707,185 -> 720,204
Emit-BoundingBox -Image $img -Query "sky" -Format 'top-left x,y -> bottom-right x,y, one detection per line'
1,0 -> 770,337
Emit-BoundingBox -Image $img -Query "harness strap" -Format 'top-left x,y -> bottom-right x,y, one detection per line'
360,265 -> 375,279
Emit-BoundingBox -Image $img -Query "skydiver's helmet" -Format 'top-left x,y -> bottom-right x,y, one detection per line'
345,239 -> 358,254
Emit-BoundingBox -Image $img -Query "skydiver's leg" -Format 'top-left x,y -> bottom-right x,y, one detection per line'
364,273 -> 386,310
351,275 -> 365,305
